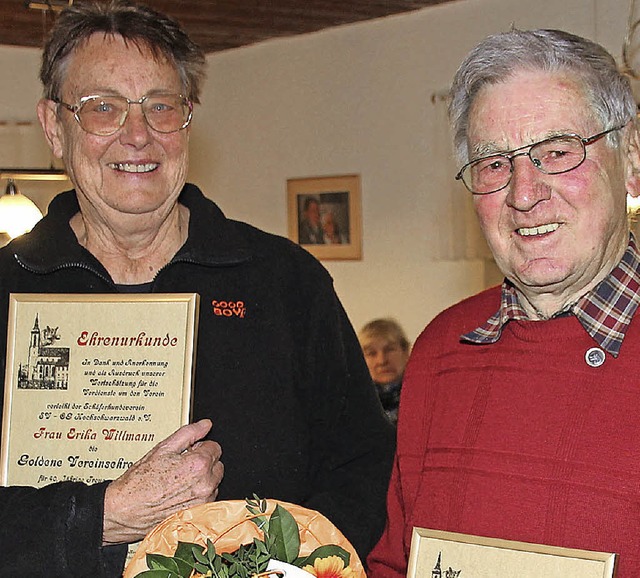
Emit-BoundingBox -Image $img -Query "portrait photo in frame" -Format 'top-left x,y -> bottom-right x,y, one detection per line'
407,528 -> 617,578
287,174 -> 362,260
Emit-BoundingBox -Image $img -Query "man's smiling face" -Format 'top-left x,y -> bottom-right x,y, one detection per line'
468,69 -> 631,308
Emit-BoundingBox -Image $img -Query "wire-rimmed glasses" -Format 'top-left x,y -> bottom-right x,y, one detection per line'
455,124 -> 626,195
55,93 -> 193,136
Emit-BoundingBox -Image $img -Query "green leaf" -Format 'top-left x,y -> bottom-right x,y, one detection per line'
297,545 -> 351,569
194,547 -> 210,565
147,554 -> 181,572
246,494 -> 268,515
174,541 -> 200,564
213,556 -> 225,575
133,571 -> 180,578
253,514 -> 269,533
146,553 -> 193,577
206,539 -> 218,564
247,495 -> 270,533
255,539 -> 269,557
269,504 -> 301,563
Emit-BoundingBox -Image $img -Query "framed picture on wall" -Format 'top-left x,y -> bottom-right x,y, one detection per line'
287,174 -> 362,260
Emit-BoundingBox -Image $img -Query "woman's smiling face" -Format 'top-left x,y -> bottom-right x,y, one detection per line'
41,33 -> 191,225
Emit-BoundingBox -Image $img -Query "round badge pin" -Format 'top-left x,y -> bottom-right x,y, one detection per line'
585,347 -> 606,368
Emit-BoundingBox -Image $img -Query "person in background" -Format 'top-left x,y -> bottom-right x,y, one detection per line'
322,211 -> 344,244
368,28 -> 640,578
298,196 -> 325,244
0,1 -> 395,575
358,318 -> 410,425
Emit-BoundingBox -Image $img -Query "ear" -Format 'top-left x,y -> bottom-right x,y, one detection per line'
36,98 -> 64,160
624,120 -> 640,199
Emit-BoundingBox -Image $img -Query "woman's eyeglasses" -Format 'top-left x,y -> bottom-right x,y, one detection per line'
55,93 -> 193,136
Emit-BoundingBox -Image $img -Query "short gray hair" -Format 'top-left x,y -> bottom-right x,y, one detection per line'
40,0 -> 205,103
448,29 -> 636,165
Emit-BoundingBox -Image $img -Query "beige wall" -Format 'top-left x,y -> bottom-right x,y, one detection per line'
0,0 -> 631,342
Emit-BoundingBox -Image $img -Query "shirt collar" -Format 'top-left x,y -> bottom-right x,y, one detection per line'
461,234 -> 640,357
9,184 -> 252,276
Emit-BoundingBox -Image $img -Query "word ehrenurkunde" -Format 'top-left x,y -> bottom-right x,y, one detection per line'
77,331 -> 179,347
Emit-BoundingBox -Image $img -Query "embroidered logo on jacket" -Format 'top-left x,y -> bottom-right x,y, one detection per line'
211,300 -> 246,318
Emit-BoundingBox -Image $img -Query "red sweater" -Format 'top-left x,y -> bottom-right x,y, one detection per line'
368,286 -> 640,578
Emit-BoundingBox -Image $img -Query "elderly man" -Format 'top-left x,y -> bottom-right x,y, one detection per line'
0,1 -> 394,575
368,29 -> 640,578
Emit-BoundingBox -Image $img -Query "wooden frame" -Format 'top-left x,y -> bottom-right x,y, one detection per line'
1,293 -> 199,487
407,528 -> 617,578
287,174 -> 362,260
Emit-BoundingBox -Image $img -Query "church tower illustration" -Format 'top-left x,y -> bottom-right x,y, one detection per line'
432,552 -> 442,578
26,313 -> 41,379
18,314 -> 69,390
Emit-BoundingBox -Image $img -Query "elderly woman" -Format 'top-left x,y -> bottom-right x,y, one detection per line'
358,318 -> 410,425
0,2 -> 394,576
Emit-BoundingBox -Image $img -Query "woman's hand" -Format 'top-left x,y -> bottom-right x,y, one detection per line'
102,418 -> 224,545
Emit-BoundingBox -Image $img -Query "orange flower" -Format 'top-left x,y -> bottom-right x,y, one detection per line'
303,556 -> 354,578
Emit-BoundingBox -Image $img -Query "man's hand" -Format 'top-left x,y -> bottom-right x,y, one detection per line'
102,418 -> 223,545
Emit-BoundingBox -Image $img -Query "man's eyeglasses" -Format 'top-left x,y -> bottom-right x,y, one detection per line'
55,93 -> 193,136
455,124 -> 626,195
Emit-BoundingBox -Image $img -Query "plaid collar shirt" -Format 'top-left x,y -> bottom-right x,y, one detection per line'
462,234 -> 640,358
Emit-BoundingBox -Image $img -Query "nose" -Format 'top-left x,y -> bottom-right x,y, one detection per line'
118,104 -> 152,147
374,351 -> 388,365
505,154 -> 552,211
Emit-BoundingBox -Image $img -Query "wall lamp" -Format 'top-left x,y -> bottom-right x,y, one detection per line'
0,168 -> 68,239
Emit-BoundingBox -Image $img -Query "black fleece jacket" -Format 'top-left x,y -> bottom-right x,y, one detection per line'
0,184 -> 395,577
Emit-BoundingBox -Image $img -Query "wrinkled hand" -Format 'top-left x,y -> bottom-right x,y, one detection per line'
102,418 -> 224,545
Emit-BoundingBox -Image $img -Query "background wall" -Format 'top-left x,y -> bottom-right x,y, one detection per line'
0,44 -> 71,246
0,0 -> 631,343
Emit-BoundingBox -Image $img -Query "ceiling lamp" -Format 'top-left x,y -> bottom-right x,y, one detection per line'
0,179 -> 44,239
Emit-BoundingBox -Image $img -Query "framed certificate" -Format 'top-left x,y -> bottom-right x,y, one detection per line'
407,528 -> 617,578
1,293 -> 199,487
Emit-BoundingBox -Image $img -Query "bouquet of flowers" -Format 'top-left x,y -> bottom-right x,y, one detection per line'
123,496 -> 365,578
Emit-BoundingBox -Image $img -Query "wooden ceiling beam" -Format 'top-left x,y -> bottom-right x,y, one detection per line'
0,0 -> 451,53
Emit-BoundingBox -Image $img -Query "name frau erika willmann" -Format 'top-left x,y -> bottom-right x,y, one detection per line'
33,427 -> 155,442
76,330 -> 179,348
